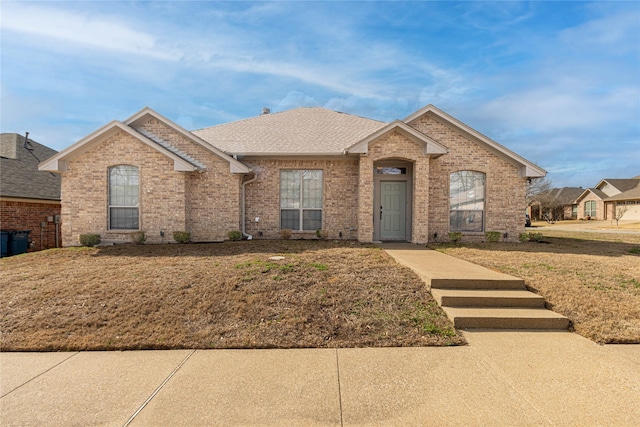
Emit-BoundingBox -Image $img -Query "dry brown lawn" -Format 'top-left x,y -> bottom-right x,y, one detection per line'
0,241 -> 464,351
431,229 -> 640,344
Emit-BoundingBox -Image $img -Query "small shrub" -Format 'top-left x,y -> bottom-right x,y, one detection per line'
280,229 -> 292,240
173,231 -> 191,243
485,231 -> 501,243
528,232 -> 544,242
130,231 -> 146,244
228,230 -> 242,241
448,232 -> 462,243
315,229 -> 329,239
79,233 -> 101,247
518,232 -> 529,242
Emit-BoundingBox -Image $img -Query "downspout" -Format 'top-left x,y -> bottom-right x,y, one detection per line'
241,173 -> 257,240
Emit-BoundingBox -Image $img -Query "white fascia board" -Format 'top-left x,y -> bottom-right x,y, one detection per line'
574,188 -> 595,204
125,107 -> 251,174
39,158 -> 67,172
38,120 -> 122,171
38,120 -> 196,172
405,105 -> 547,178
522,163 -> 546,179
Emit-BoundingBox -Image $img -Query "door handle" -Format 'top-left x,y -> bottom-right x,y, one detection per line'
380,205 -> 383,220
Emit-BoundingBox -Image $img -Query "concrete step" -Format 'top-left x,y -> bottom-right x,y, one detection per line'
430,278 -> 525,290
432,289 -> 546,308
442,307 -> 570,330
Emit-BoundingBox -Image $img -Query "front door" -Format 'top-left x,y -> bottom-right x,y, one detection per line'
380,181 -> 406,241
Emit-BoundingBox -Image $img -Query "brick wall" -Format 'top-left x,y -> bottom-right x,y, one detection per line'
576,193 -> 603,220
62,130 -> 188,246
408,115 -> 526,242
138,119 -> 242,241
61,121 -> 243,246
358,130 -> 431,243
242,158 -> 359,240
1,200 -> 61,251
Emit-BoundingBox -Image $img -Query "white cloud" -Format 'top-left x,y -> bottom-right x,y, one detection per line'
558,11 -> 640,55
1,4 -> 177,61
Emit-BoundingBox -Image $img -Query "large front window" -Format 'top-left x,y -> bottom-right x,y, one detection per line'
584,200 -> 596,218
449,171 -> 485,232
280,170 -> 323,230
109,165 -> 139,230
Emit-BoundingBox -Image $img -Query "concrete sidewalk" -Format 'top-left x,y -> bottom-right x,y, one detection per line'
2,333 -> 639,426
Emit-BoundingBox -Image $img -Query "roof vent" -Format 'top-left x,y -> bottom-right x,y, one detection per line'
261,107 -> 270,115
23,132 -> 32,150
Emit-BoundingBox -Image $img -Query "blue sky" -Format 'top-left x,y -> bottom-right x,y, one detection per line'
1,1 -> 638,188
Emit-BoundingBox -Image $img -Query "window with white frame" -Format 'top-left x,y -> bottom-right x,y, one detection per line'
109,165 -> 139,230
584,200 -> 596,218
449,171 -> 485,232
280,170 -> 323,231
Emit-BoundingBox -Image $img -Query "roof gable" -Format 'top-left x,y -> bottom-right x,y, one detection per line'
404,105 -> 546,178
346,120 -> 448,156
125,108 -> 250,173
605,182 -> 640,201
193,107 -> 386,156
596,178 -> 640,194
575,187 -> 608,203
576,177 -> 640,202
39,121 -> 200,173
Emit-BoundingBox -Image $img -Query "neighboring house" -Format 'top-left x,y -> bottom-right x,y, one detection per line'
574,177 -> 640,221
1,133 -> 62,251
39,105 -> 545,246
528,187 -> 584,221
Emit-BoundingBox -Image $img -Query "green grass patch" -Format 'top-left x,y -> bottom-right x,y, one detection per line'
309,262 -> 328,271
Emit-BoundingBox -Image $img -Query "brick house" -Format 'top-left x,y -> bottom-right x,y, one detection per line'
1,133 -> 62,251
528,187 -> 584,221
574,177 -> 640,221
39,105 -> 545,246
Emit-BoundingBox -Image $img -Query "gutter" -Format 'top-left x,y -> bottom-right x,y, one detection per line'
241,173 -> 257,240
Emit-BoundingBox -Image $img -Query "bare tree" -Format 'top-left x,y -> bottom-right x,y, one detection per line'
613,205 -> 629,226
527,177 -> 556,220
526,177 -> 552,205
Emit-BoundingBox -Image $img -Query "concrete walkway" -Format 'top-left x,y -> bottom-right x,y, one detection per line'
383,243 -> 569,329
2,334 -> 639,426
2,245 -> 639,425
382,243 -> 520,290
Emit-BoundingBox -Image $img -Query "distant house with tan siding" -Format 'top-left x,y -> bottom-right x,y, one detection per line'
39,105 -> 545,246
574,177 -> 640,221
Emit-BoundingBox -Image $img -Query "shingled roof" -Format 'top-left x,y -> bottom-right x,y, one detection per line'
192,107 -> 387,155
543,187 -> 584,204
604,179 -> 640,201
1,134 -> 61,201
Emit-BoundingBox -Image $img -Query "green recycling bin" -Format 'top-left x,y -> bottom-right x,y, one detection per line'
0,231 -> 8,257
8,230 -> 31,256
